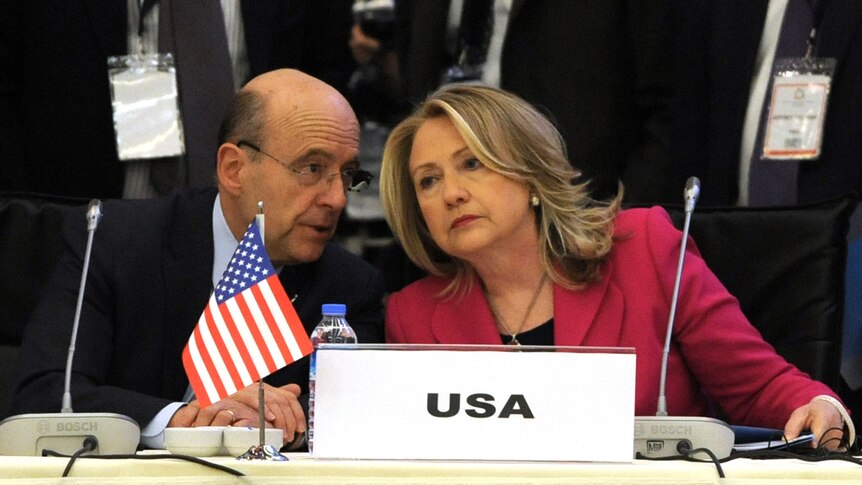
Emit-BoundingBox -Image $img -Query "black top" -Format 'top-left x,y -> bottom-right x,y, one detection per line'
500,318 -> 554,346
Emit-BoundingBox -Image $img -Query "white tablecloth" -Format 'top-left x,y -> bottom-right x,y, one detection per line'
1,452 -> 861,484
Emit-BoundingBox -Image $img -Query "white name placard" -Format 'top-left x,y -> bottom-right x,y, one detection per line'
312,344 -> 636,462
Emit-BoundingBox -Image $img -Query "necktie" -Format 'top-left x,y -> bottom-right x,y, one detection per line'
154,0 -> 235,192
748,0 -> 813,207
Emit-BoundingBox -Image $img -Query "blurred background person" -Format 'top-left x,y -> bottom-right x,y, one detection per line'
667,0 -> 862,208
392,0 -> 672,203
347,0 -> 409,127
1,0 -> 356,200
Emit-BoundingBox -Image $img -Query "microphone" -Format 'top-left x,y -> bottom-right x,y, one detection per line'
86,198 -> 102,231
633,177 -> 734,460
683,177 -> 700,213
0,200 -> 140,456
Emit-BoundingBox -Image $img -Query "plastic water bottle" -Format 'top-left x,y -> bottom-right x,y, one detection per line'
307,303 -> 357,454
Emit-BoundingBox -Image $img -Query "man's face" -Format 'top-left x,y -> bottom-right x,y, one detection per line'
237,102 -> 360,266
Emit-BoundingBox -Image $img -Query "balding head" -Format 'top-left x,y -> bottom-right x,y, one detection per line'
243,68 -> 340,103
218,69 -> 358,147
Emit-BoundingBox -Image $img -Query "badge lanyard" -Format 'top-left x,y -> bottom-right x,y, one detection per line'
762,1 -> 836,161
107,0 -> 185,162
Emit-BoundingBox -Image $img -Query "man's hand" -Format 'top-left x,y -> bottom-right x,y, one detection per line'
167,383 -> 306,445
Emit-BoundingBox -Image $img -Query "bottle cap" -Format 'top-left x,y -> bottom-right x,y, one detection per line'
321,303 -> 347,315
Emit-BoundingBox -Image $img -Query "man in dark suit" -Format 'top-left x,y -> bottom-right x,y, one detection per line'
667,0 -> 862,206
0,0 -> 355,200
8,69 -> 384,449
393,0 -> 672,202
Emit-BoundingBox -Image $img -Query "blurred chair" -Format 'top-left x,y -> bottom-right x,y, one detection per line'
0,193 -> 87,418
666,195 -> 857,390
840,210 -> 862,443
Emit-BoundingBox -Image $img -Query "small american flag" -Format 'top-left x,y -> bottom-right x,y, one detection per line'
182,219 -> 313,407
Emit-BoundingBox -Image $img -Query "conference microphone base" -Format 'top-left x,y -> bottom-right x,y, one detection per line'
0,412 -> 140,456
634,416 -> 734,460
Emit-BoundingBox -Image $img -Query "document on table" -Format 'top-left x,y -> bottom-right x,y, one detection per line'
731,426 -> 815,452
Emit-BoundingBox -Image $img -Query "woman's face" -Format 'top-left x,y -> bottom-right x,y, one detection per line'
407,115 -> 537,263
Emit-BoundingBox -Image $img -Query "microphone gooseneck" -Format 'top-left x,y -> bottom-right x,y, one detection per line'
62,200 -> 102,413
635,176 -> 734,461
656,177 -> 700,416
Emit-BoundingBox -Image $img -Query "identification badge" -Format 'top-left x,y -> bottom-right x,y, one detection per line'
108,54 -> 185,161
762,57 -> 835,160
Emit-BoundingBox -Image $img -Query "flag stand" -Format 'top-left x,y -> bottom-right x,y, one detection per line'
236,379 -> 286,461
237,201 -> 288,461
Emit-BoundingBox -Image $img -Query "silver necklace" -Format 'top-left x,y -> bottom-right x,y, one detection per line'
486,273 -> 549,345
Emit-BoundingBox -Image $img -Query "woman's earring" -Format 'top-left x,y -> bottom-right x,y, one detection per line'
530,194 -> 540,207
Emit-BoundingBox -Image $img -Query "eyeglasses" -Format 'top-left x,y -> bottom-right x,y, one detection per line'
237,141 -> 373,192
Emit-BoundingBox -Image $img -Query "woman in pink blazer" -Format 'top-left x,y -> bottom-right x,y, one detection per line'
379,84 -> 853,450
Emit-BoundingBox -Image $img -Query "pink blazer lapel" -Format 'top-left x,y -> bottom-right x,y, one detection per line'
552,271 -> 625,347
430,281 -> 506,344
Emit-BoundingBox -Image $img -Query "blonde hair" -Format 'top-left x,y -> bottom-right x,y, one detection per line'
380,84 -> 622,296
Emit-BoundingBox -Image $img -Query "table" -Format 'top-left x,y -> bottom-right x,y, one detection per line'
1,453 -> 861,484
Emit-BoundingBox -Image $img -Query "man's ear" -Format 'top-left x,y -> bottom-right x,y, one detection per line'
217,143 -> 245,196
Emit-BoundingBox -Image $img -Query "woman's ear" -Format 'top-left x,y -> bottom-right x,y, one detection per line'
217,143 -> 245,196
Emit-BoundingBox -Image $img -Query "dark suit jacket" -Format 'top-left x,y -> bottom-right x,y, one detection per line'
395,0 -> 672,202
0,0 -> 355,199
668,0 -> 862,206
8,188 -> 384,427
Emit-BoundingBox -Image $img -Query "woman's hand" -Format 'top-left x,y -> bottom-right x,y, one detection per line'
783,396 -> 848,451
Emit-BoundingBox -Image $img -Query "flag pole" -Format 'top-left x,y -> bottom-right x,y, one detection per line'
236,201 -> 287,461
255,201 -> 266,449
